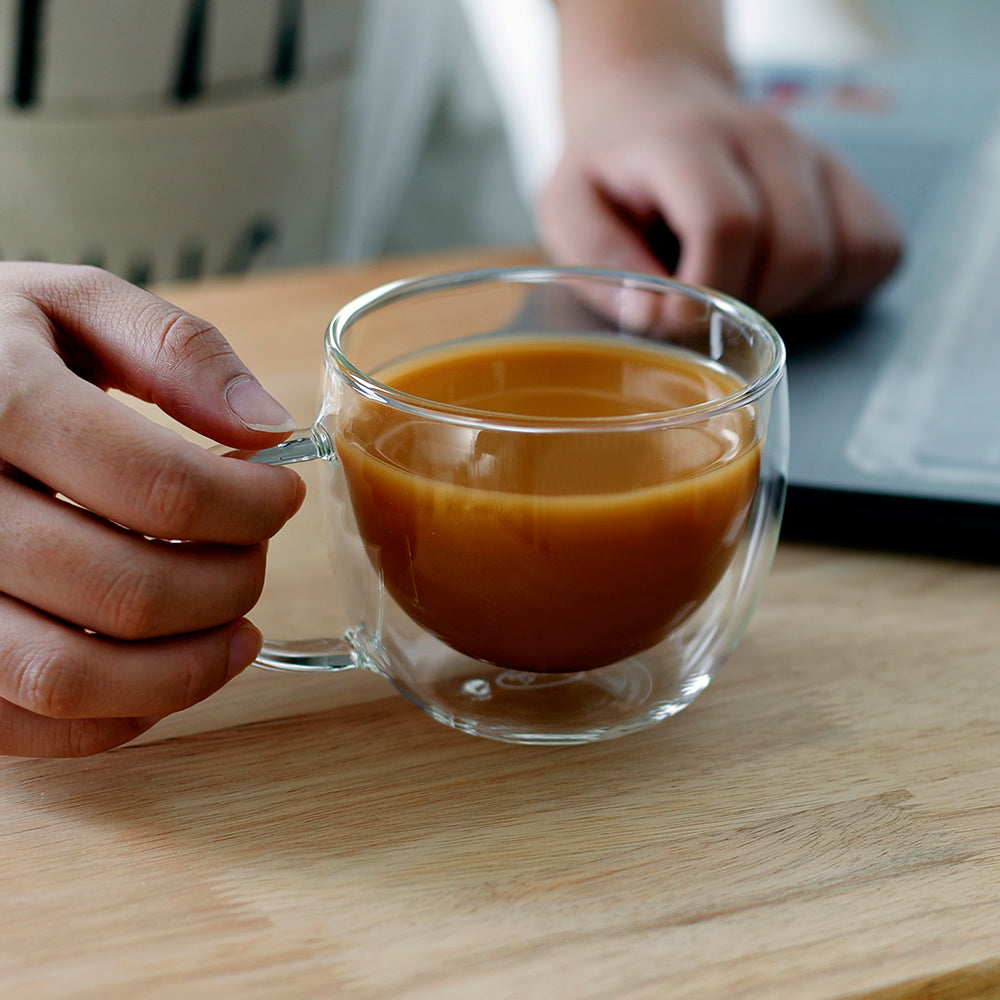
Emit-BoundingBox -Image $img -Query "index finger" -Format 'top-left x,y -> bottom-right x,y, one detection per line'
0,335 -> 303,544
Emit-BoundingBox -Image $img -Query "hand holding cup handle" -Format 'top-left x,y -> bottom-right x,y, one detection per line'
0,263 -> 305,758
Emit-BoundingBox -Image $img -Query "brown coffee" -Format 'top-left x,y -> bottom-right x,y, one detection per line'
336,335 -> 760,672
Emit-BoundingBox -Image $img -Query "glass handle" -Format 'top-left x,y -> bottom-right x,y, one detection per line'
255,637 -> 356,672
211,424 -> 334,466
212,423 -> 354,673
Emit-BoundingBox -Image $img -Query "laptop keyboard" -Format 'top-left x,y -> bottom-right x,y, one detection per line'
916,246 -> 1000,473
846,122 -> 1000,486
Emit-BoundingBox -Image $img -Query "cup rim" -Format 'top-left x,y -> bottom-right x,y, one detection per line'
325,266 -> 786,431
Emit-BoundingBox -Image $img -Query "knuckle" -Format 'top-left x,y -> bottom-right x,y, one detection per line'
12,644 -> 89,718
661,108 -> 714,143
206,548 -> 270,628
98,543 -> 266,640
60,264 -> 114,302
167,642 -> 230,713
151,308 -> 227,373
178,658 -> 216,711
62,719 -> 115,758
743,107 -> 798,147
785,239 -> 835,288
96,561 -> 168,640
0,315 -> 44,435
134,449 -> 207,540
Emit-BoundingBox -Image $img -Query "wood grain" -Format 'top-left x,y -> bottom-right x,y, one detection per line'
4,249 -> 1000,1000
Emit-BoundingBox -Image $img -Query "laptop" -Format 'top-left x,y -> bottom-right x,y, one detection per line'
742,63 -> 1000,558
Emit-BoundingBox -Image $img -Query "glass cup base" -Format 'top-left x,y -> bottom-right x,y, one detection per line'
383,646 -> 718,746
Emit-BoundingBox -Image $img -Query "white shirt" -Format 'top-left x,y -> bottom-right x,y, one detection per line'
0,0 -> 365,282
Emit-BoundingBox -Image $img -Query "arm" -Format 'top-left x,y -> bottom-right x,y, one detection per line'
539,0 -> 903,318
0,263 -> 304,757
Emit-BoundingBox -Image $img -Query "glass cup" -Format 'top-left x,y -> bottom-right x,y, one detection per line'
240,267 -> 788,745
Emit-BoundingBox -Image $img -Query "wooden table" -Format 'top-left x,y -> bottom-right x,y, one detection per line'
4,248 -> 1000,1000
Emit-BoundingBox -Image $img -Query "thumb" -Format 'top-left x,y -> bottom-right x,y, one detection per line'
23,263 -> 297,449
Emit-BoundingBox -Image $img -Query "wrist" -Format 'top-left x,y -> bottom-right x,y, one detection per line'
560,49 -> 739,143
554,0 -> 737,132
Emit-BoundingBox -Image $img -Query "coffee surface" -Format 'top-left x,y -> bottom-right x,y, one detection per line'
337,335 -> 760,672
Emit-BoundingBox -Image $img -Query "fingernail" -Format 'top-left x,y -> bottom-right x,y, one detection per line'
226,376 -> 297,432
227,622 -> 263,680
